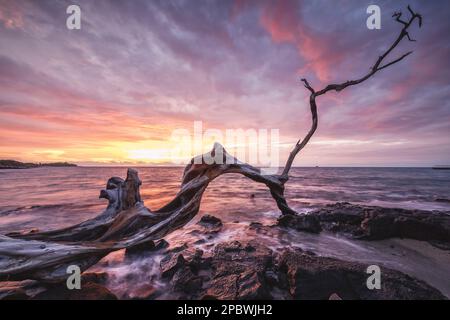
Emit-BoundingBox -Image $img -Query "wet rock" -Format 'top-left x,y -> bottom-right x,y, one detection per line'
206,240 -> 274,300
218,240 -> 243,252
428,240 -> 450,250
155,239 -> 170,250
0,285 -> 30,300
168,243 -> 189,254
160,253 -> 186,278
124,238 -> 168,260
277,249 -> 445,300
235,269 -> 268,299
68,282 -> 117,300
32,282 -> 117,300
157,240 -> 274,300
0,280 -> 45,300
126,284 -> 160,300
264,270 -> 279,287
277,214 -> 322,233
199,214 -> 222,226
171,266 -> 203,293
81,272 -> 108,285
125,239 -> 156,258
312,202 -> 450,244
435,198 -> 450,203
158,247 -> 209,298
155,239 -> 446,300
188,249 -> 211,272
197,215 -> 223,233
204,274 -> 239,300
249,222 -> 263,229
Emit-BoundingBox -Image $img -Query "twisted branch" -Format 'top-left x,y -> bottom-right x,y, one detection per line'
280,5 -> 422,179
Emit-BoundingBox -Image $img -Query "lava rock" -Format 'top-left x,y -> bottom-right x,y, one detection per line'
204,274 -> 239,300
197,215 -> 223,233
0,286 -> 30,300
81,272 -> 108,285
154,239 -> 446,300
32,282 -> 117,300
205,240 -> 274,300
277,249 -> 445,300
125,239 -> 156,258
171,266 -> 203,293
157,240 -> 275,300
312,202 -> 450,244
277,214 -> 322,233
160,253 -> 186,278
435,198 -> 450,203
126,283 -> 159,300
155,239 -> 170,250
249,222 -> 263,229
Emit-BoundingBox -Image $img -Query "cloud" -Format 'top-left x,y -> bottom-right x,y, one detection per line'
0,0 -> 448,166
259,0 -> 344,82
0,0 -> 24,29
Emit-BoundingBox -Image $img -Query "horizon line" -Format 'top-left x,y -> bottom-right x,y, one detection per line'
60,165 -> 448,168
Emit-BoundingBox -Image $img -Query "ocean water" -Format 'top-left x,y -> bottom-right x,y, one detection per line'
1,167 -> 449,298
0,166 -> 449,233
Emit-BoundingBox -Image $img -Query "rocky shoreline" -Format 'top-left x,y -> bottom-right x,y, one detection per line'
278,202 -> 450,249
1,203 -> 449,300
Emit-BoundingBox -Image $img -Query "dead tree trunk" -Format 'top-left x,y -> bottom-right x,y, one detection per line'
0,6 -> 422,282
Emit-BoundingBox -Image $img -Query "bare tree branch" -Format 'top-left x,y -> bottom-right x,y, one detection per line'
406,32 -> 416,42
393,12 -> 408,26
300,78 -> 315,94
378,51 -> 413,71
280,6 -> 421,179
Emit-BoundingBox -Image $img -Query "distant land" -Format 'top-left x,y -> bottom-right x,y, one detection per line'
0,160 -> 77,169
432,165 -> 450,170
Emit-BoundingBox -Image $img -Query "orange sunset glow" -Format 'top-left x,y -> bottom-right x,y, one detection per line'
0,0 -> 449,167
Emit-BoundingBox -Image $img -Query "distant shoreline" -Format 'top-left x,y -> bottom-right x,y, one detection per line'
1,160 -> 448,170
0,160 -> 77,169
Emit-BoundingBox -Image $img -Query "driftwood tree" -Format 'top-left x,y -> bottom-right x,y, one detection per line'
0,6 -> 422,282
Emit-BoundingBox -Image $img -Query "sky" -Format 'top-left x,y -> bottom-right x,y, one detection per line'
0,0 -> 449,167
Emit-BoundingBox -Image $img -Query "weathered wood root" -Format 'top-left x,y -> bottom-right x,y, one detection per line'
0,144 -> 295,282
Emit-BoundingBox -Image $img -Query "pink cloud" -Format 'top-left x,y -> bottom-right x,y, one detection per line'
259,0 -> 342,82
0,1 -> 24,29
